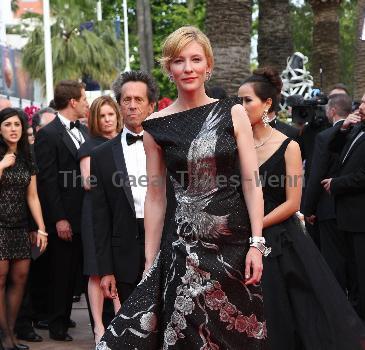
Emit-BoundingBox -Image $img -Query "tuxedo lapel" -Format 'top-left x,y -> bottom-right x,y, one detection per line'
111,136 -> 136,215
79,124 -> 89,141
54,117 -> 78,159
341,131 -> 365,165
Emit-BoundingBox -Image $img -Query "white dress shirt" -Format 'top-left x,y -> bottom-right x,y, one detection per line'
58,113 -> 85,149
121,127 -> 147,218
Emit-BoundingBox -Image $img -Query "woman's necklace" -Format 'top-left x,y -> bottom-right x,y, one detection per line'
254,126 -> 274,149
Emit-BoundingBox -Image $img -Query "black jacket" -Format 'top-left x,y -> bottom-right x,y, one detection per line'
34,117 -> 88,233
302,121 -> 343,221
91,133 -> 144,284
330,124 -> 365,232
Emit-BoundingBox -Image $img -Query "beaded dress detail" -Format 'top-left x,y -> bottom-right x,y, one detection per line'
0,155 -> 36,260
97,97 -> 268,350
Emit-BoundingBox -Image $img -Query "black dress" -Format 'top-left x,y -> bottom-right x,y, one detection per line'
78,136 -> 108,275
260,138 -> 365,350
0,155 -> 36,260
97,98 -> 268,349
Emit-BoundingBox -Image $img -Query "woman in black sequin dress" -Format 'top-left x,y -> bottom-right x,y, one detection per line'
78,96 -> 123,343
238,67 -> 365,350
98,26 -> 269,350
0,108 -> 48,350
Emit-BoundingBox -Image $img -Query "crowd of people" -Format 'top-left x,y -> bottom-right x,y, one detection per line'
0,25 -> 365,350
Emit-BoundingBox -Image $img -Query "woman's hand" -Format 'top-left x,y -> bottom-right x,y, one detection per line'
36,231 -> 48,253
244,247 -> 263,285
0,153 -> 16,169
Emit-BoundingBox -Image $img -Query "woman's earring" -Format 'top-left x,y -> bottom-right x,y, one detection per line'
206,72 -> 211,81
262,110 -> 270,127
169,75 -> 174,83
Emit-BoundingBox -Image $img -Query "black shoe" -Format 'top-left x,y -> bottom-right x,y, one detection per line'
68,319 -> 76,328
16,330 -> 43,342
49,332 -> 73,341
33,320 -> 48,330
14,344 -> 29,350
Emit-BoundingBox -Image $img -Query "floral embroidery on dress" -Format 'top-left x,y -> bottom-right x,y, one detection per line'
163,251 -> 266,349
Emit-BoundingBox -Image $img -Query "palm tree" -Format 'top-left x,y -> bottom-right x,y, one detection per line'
137,0 -> 154,73
354,0 -> 365,100
257,0 -> 293,74
309,0 -> 342,93
205,0 -> 252,95
21,0 -> 123,91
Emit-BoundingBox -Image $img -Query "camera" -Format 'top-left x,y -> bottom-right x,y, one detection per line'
286,93 -> 329,126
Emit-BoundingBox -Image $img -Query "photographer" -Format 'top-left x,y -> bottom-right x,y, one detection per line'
303,93 -> 352,291
321,93 -> 365,320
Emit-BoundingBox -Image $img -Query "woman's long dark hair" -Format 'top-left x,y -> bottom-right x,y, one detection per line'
0,108 -> 32,170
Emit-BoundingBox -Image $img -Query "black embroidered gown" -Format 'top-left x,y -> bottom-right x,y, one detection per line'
97,98 -> 268,350
260,138 -> 365,350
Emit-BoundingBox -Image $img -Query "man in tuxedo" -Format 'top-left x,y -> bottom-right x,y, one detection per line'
322,93 -> 365,319
91,71 -> 158,303
303,94 -> 352,290
34,80 -> 89,340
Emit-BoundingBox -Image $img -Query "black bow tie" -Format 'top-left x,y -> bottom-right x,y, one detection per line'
70,120 -> 81,129
126,133 -> 143,145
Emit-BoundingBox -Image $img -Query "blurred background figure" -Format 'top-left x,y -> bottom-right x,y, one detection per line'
206,85 -> 227,99
0,98 -> 11,112
78,96 -> 123,344
31,108 -> 56,135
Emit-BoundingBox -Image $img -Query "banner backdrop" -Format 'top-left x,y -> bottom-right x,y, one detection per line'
0,45 -> 34,100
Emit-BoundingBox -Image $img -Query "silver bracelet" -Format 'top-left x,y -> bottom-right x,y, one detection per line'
37,229 -> 48,237
249,242 -> 271,257
249,236 -> 266,244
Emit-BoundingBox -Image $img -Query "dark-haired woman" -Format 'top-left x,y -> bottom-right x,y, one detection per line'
0,108 -> 47,350
239,68 -> 365,350
78,96 -> 123,344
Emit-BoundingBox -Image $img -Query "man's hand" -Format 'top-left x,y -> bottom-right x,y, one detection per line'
321,178 -> 332,194
305,215 -> 316,225
341,113 -> 362,130
56,220 -> 72,241
100,275 -> 117,299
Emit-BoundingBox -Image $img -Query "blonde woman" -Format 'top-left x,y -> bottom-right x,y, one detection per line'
98,27 -> 269,350
78,96 -> 122,344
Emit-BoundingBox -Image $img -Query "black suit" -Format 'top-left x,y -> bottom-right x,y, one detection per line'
299,121 -> 331,248
91,133 -> 145,301
34,117 -> 89,335
303,121 -> 348,290
330,123 -> 365,319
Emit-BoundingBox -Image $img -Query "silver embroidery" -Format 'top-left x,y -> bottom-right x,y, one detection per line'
171,105 -> 232,241
96,341 -> 112,350
140,312 -> 157,332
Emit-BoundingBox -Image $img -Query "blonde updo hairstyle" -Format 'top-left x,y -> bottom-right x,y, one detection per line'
160,26 -> 214,75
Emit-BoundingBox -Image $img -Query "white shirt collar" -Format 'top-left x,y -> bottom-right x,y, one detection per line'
333,118 -> 345,127
122,126 -> 144,137
58,113 -> 73,129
